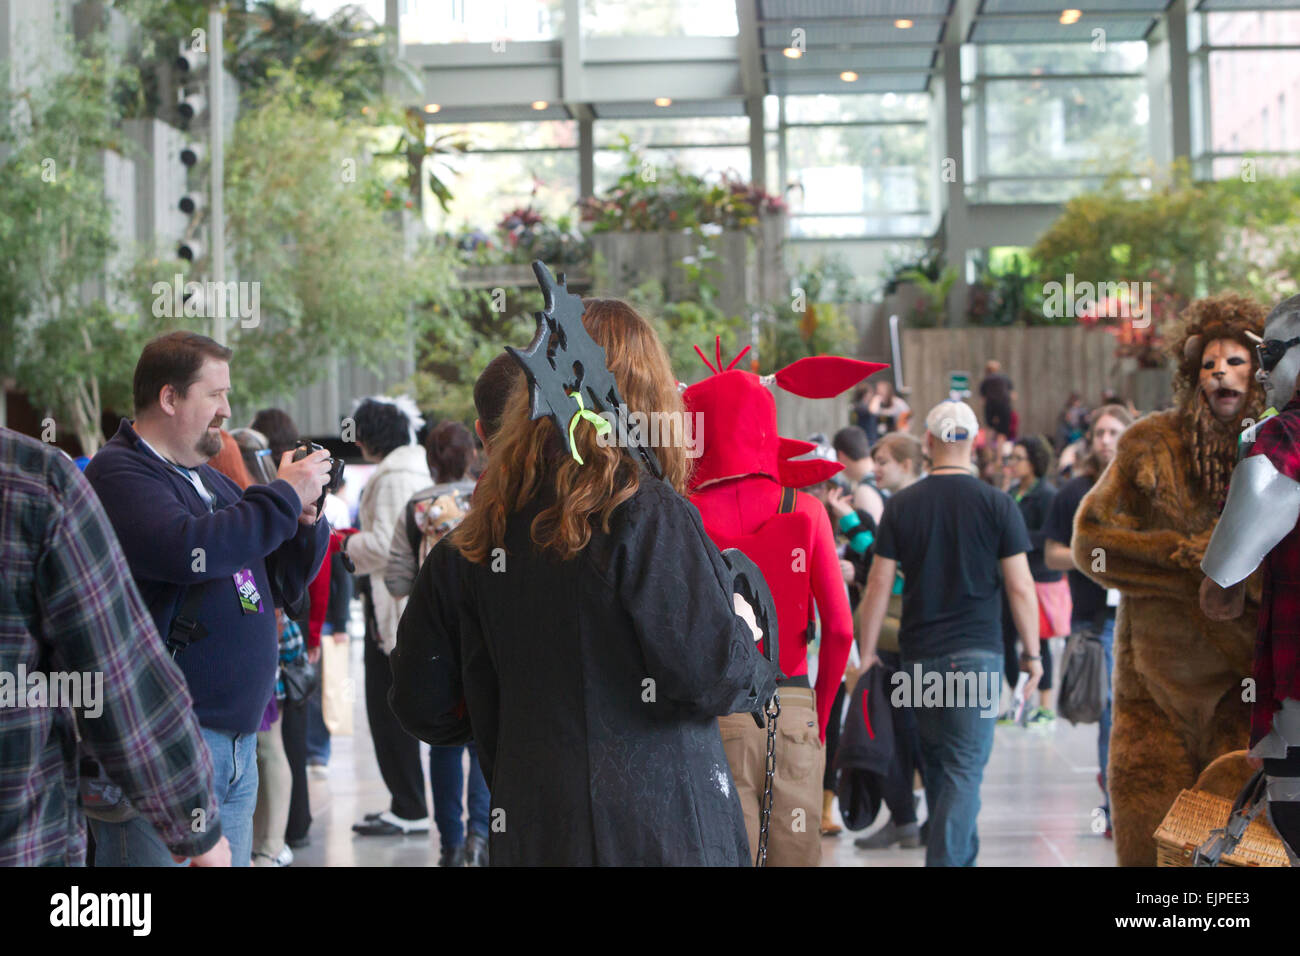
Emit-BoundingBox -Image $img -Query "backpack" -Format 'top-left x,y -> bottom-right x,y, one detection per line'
404,487 -> 472,573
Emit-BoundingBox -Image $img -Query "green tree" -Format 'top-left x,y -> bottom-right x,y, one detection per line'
220,69 -> 443,418
0,39 -> 149,454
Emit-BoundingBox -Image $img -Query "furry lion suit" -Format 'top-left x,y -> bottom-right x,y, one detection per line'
1073,293 -> 1266,866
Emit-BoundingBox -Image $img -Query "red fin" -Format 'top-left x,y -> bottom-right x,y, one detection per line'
774,357 -> 888,399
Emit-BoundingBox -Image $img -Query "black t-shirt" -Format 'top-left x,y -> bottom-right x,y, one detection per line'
1042,474 -> 1111,627
873,474 -> 1031,661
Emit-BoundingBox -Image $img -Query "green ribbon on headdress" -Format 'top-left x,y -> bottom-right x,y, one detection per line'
566,390 -> 611,465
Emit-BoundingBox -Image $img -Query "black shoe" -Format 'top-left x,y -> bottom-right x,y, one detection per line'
438,843 -> 465,867
286,833 -> 311,849
463,832 -> 489,867
352,812 -> 430,836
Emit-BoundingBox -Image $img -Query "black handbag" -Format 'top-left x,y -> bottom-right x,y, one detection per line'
280,649 -> 320,707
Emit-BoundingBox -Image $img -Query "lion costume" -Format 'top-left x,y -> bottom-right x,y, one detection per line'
1072,293 -> 1266,866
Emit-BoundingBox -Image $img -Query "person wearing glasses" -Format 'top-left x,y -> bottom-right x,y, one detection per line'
1201,293 -> 1300,865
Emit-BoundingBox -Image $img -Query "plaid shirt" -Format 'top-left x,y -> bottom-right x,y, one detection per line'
1248,397 -> 1300,745
0,428 -> 221,865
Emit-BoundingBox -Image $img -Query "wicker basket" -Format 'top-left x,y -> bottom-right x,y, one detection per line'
1154,787 -> 1290,867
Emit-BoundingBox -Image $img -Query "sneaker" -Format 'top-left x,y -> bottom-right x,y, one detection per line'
274,844 -> 294,866
853,821 -> 920,850
1027,706 -> 1056,727
309,764 -> 329,780
352,812 -> 430,836
995,710 -> 1017,726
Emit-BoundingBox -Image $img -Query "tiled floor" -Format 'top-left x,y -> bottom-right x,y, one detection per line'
293,638 -> 1118,867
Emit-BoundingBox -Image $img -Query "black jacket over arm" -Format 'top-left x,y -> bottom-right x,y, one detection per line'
390,476 -> 779,866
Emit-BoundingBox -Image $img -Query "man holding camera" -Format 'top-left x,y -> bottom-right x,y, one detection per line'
85,332 -> 331,866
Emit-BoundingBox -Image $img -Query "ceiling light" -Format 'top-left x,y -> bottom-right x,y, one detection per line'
782,47 -> 802,59
531,100 -> 548,110
1060,9 -> 1081,24
424,103 -> 441,114
840,71 -> 858,82
654,97 -> 672,107
895,19 -> 913,29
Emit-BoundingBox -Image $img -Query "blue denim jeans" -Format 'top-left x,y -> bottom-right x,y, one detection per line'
89,727 -> 259,867
430,742 -> 492,846
1097,616 -> 1115,808
305,680 -> 330,764
904,648 -> 1002,867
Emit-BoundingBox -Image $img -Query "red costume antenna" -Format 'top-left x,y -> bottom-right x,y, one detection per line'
693,344 -> 718,374
715,336 -> 723,376
725,345 -> 751,371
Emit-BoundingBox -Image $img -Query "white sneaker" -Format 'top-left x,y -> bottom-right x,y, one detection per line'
274,844 -> 294,866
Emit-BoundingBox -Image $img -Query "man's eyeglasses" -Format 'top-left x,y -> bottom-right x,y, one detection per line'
1256,336 -> 1300,374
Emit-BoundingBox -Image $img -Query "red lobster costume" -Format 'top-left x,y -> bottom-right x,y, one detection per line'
683,340 -> 886,740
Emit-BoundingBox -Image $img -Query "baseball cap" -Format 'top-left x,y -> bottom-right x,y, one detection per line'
925,400 -> 979,443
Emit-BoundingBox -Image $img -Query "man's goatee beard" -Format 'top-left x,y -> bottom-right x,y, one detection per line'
197,429 -> 222,459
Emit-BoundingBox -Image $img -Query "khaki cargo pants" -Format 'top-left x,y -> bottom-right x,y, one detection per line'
717,686 -> 824,867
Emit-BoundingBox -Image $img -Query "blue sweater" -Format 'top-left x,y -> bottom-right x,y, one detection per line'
85,419 -> 329,733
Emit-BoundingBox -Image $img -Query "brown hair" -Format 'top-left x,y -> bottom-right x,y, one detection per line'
474,353 -> 522,440
207,429 -> 255,490
426,420 -> 475,483
133,331 -> 232,413
453,298 -> 690,564
872,432 -> 923,476
250,408 -> 299,462
1078,403 -> 1134,479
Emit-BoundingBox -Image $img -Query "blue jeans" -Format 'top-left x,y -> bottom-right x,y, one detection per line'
306,680 -> 330,764
430,742 -> 491,846
1097,617 -> 1115,809
89,727 -> 259,867
905,648 -> 1002,867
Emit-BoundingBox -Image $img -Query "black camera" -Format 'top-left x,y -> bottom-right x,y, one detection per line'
291,440 -> 344,517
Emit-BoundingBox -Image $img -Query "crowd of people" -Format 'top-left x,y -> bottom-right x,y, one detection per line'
5,285 -> 1300,868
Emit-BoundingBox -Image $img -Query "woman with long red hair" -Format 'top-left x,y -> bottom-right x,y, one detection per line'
391,298 -> 779,865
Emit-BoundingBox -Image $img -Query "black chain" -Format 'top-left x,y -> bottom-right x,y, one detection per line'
755,690 -> 781,867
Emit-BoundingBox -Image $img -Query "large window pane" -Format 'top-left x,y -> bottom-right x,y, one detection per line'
980,77 -> 1149,180
788,215 -> 929,239
594,117 -> 749,148
785,125 -> 928,216
977,42 -> 1147,76
430,151 -> 578,231
1205,11 -> 1300,48
433,120 -> 578,151
783,93 -> 928,124
582,0 -> 737,37
400,0 -> 562,44
1206,50 -> 1300,155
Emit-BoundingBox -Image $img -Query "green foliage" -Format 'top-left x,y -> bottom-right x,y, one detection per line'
623,280 -> 747,384
578,137 -> 786,234
898,266 -> 959,329
401,262 -> 541,423
792,253 -> 869,304
0,36 -> 147,453
967,252 -> 1042,327
221,70 -> 437,416
1032,160 -> 1300,309
110,0 -> 418,119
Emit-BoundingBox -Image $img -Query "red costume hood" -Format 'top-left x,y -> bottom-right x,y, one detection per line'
682,339 -> 887,491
